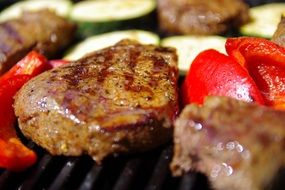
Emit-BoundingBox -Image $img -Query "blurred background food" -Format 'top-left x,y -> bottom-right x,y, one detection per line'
0,0 -> 285,75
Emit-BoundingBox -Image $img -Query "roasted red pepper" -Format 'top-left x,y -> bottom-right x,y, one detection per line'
181,49 -> 264,105
226,37 -> 285,109
0,51 -> 48,80
0,75 -> 37,171
0,51 -> 48,171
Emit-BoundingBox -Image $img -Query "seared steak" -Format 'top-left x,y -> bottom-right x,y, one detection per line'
157,0 -> 249,35
171,96 -> 285,190
0,10 -> 76,75
14,40 -> 179,163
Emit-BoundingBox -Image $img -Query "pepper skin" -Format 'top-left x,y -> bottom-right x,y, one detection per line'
181,49 -> 264,105
226,37 -> 285,109
0,51 -> 47,171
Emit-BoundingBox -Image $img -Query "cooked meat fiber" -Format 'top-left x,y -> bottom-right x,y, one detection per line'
171,96 -> 285,190
157,0 -> 249,35
14,40 -> 179,163
272,16 -> 285,47
0,10 -> 76,75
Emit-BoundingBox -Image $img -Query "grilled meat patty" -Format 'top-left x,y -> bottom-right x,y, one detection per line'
0,9 -> 76,75
157,0 -> 249,35
171,96 -> 285,190
14,40 -> 179,163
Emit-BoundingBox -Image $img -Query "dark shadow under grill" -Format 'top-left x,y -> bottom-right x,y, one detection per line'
1,141 -> 285,190
0,142 -> 213,190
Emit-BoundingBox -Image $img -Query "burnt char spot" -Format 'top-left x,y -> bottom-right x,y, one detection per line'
63,65 -> 88,87
151,55 -> 168,73
128,48 -> 140,72
95,51 -> 114,83
124,73 -> 134,90
123,49 -> 140,91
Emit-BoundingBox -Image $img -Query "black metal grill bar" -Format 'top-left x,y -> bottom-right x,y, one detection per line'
47,157 -> 80,190
78,163 -> 103,190
178,172 -> 197,190
144,146 -> 173,190
113,158 -> 143,190
19,154 -> 53,190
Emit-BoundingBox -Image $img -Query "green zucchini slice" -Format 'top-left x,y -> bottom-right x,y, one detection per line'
70,0 -> 156,38
161,35 -> 226,75
0,0 -> 73,22
64,30 -> 160,61
240,3 -> 285,38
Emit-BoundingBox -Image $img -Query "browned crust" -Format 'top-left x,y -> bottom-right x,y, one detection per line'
14,40 -> 179,163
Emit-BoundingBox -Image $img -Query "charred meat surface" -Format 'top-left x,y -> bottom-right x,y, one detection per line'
171,96 -> 285,190
0,10 -> 76,75
157,0 -> 249,35
272,16 -> 285,47
14,39 -> 179,163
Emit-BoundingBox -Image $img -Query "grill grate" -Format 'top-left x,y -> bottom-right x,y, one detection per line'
1,141 -> 284,190
0,142 -> 202,190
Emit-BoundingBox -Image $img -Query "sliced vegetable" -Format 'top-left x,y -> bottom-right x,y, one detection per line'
0,0 -> 73,22
0,51 -> 47,80
181,49 -> 264,106
0,51 -> 49,171
0,75 -> 37,171
240,3 -> 285,38
161,35 -> 226,75
226,37 -> 285,109
70,0 -> 156,38
64,30 -> 159,60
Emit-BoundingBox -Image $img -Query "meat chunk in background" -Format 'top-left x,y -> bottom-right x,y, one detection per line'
14,39 -> 179,163
0,10 -> 76,75
157,0 -> 249,35
272,16 -> 285,47
171,96 -> 285,190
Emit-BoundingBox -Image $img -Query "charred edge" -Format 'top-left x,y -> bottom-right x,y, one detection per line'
98,114 -> 164,133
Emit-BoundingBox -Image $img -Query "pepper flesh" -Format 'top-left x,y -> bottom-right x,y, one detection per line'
0,51 -> 47,171
181,49 -> 264,105
226,37 -> 285,109
0,75 -> 37,171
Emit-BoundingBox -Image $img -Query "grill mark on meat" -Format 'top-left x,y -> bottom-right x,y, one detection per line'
95,51 -> 114,83
93,110 -> 158,132
14,39 -> 179,163
63,64 -> 89,87
0,22 -> 23,44
123,48 -> 140,91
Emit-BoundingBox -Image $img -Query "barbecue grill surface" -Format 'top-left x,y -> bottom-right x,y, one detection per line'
1,0 -> 285,189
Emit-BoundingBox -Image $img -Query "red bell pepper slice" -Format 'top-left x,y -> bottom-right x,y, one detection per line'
0,50 -> 48,171
0,51 -> 48,81
226,37 -> 285,109
0,75 -> 37,171
181,49 -> 264,105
